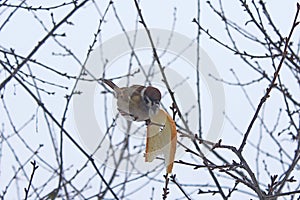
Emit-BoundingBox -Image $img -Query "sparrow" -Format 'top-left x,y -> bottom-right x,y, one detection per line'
101,79 -> 161,124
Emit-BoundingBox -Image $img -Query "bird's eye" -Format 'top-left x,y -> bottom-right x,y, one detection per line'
154,101 -> 160,106
144,96 -> 150,104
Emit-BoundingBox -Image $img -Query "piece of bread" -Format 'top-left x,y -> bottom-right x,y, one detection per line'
145,109 -> 177,173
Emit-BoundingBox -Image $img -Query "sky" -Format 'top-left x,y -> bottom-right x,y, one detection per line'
0,0 -> 299,199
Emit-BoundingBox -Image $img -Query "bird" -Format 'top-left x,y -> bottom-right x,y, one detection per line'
101,79 -> 161,124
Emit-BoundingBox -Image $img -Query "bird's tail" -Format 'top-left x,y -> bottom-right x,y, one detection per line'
101,78 -> 119,90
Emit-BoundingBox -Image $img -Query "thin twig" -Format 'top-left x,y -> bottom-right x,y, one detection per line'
162,173 -> 170,200
170,174 -> 192,200
238,3 -> 300,153
0,0 -> 90,91
24,160 -> 39,200
0,61 -> 119,200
